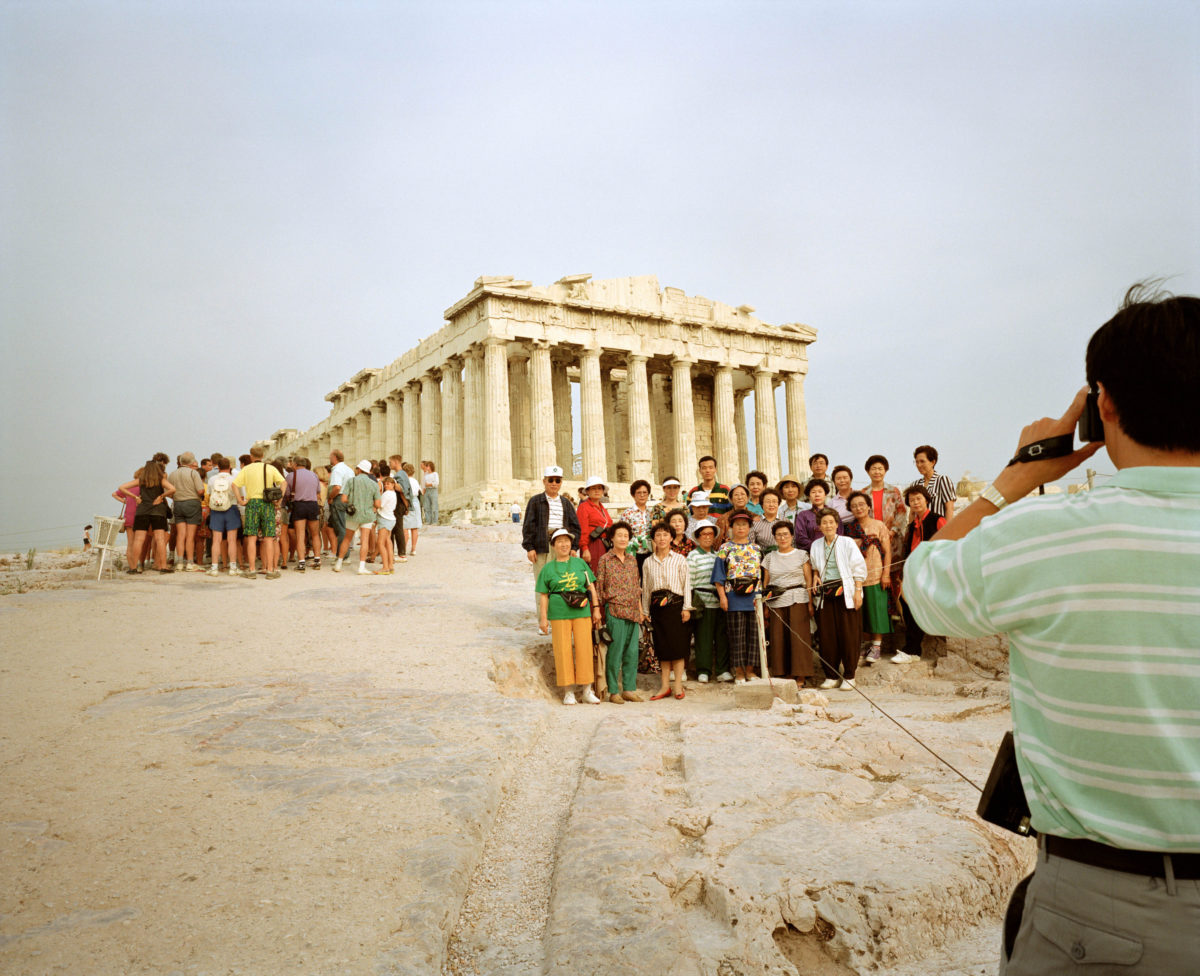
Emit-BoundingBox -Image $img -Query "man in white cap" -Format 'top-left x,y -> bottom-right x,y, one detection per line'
334,460 -> 381,574
522,465 -> 580,608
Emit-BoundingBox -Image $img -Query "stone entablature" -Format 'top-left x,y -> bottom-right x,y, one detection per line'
261,274 -> 817,521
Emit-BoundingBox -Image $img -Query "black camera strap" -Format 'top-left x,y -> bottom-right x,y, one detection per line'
1006,433 -> 1075,467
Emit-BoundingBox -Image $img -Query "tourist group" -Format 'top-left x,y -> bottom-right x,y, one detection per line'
112,448 -> 441,578
526,449 -> 956,705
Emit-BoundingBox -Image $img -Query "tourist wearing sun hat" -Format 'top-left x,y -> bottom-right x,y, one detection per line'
650,476 -> 686,523
522,466 -> 581,611
687,519 -> 731,682
536,526 -> 603,705
712,510 -> 763,682
776,474 -> 805,522
685,489 -> 713,542
577,475 -> 613,568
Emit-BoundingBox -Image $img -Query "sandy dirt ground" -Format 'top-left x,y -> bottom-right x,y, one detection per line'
0,526 -> 1022,975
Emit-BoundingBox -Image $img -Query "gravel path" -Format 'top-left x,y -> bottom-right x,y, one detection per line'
442,708 -> 604,976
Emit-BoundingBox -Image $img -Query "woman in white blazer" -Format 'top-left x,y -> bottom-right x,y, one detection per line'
809,508 -> 868,689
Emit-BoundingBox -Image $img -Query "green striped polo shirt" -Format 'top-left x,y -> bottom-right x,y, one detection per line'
904,466 -> 1200,852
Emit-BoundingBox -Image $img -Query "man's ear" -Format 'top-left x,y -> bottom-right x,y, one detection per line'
1097,383 -> 1120,424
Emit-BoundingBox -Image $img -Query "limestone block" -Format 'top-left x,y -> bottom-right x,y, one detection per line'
733,677 -> 799,708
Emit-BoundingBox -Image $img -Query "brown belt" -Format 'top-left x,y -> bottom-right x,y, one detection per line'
1045,835 -> 1200,879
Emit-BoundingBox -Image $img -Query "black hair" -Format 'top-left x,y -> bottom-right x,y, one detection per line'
760,487 -> 781,503
864,454 -> 889,474
804,478 -> 828,499
913,445 -> 939,464
771,520 -> 794,536
831,464 -> 853,481
629,479 -> 651,496
847,490 -> 870,510
745,470 -> 767,487
808,453 -> 828,465
608,520 -> 633,540
650,520 -> 673,540
697,455 -> 717,466
815,507 -> 840,525
1086,283 -> 1200,452
904,484 -> 932,505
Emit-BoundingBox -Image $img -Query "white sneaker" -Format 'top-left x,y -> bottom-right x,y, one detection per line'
562,690 -> 577,706
697,673 -> 710,683
819,678 -> 840,689
841,677 -> 856,689
357,564 -> 371,575
890,651 -> 915,664
581,687 -> 601,705
333,559 -> 343,573
206,567 -> 218,577
229,566 -> 240,577
716,671 -> 734,683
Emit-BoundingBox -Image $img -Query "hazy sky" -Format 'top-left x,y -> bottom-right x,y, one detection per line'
2,1 -> 1197,551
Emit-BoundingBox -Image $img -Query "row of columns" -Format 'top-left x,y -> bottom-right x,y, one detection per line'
287,342 -> 810,497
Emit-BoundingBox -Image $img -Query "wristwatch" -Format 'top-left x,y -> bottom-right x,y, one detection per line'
981,483 -> 1009,511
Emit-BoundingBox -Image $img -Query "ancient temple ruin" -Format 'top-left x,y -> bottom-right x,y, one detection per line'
259,274 -> 817,518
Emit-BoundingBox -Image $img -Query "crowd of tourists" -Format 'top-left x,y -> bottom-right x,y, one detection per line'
525,448 -> 958,705
112,448 -> 441,578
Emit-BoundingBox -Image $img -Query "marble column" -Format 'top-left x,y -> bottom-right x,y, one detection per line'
354,410 -> 370,464
601,368 -> 618,484
784,371 -> 809,479
403,382 -> 421,465
651,373 -> 673,483
463,348 -> 484,486
369,401 -> 387,459
508,348 -> 532,480
551,357 -> 573,473
529,341 -> 556,477
420,371 -> 441,465
482,337 -> 512,483
734,390 -> 750,483
671,358 -> 697,485
753,367 -> 781,483
579,346 -> 607,481
626,353 -> 653,484
713,364 -> 738,480
441,358 -> 463,492
613,375 -> 630,482
385,392 -> 402,458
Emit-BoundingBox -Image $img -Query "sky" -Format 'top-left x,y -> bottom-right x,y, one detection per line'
2,0 -> 1198,551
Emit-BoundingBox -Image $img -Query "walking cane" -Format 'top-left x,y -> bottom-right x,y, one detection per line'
754,591 -> 777,697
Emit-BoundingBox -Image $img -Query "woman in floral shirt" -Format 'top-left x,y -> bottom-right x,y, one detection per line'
620,479 -> 654,557
666,509 -> 695,557
594,521 -> 645,704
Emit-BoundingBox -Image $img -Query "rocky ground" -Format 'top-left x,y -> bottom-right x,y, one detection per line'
0,525 -> 1030,975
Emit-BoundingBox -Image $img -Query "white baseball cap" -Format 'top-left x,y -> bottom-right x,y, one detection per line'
583,476 -> 606,490
543,465 -> 564,478
689,490 -> 711,507
357,460 -> 372,473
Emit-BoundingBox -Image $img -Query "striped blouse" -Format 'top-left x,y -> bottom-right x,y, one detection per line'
907,472 -> 957,518
640,550 -> 693,615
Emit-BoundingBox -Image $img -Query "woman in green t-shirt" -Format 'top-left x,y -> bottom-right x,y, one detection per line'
536,528 -> 603,705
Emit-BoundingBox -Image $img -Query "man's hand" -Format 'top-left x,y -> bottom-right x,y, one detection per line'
991,387 -> 1105,503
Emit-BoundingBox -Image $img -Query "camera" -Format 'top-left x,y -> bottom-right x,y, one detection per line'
1077,387 -> 1104,443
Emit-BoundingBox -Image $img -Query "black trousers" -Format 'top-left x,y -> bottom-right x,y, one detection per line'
900,595 -> 925,656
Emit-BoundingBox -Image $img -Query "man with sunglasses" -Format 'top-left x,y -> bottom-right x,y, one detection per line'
522,465 -> 581,609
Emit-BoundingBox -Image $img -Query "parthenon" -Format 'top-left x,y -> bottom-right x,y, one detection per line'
259,274 -> 817,518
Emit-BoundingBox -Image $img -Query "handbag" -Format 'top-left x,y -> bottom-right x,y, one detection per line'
727,575 -> 759,595
262,462 -> 284,504
559,590 -> 589,609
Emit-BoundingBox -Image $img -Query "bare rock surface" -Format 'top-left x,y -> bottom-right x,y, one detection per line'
0,525 -> 1027,975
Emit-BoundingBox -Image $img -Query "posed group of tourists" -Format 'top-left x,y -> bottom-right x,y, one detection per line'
525,448 -> 958,705
112,448 -> 441,578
